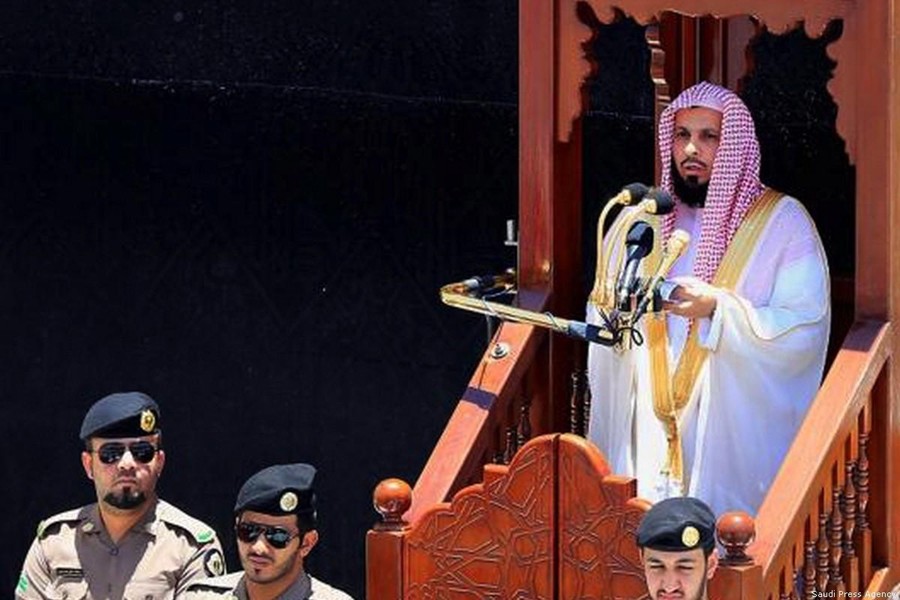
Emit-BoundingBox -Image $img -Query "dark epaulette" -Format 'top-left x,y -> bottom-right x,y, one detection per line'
36,507 -> 90,539
156,500 -> 218,545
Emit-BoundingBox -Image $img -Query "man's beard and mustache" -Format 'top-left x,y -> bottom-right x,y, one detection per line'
104,487 -> 148,510
671,159 -> 709,208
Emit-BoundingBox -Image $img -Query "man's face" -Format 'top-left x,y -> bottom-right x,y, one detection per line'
672,107 -> 722,187
236,510 -> 318,587
81,434 -> 165,512
642,546 -> 717,600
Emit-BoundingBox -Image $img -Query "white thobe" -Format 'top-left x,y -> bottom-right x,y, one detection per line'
586,195 -> 830,517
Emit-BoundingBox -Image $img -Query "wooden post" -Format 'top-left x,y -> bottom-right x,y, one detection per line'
366,479 -> 412,600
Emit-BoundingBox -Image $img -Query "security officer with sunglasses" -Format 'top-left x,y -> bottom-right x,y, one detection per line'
184,463 -> 352,599
16,392 -> 226,599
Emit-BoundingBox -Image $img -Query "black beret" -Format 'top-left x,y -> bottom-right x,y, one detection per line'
637,496 -> 716,553
79,392 -> 161,441
234,464 -> 317,528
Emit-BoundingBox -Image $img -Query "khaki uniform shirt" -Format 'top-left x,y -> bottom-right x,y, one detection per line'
183,571 -> 353,600
16,499 -> 225,600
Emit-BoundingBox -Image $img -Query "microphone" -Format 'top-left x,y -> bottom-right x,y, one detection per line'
639,187 -> 675,215
452,270 -> 516,294
608,182 -> 651,206
616,221 -> 654,310
565,320 -> 619,346
592,182 -> 653,307
631,229 -> 691,323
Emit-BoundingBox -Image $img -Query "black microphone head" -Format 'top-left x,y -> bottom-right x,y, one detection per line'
622,182 -> 651,205
625,221 -> 654,260
645,188 -> 675,215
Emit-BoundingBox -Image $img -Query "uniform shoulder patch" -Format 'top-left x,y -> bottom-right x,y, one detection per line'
157,500 -> 220,545
17,573 -> 28,594
37,507 -> 88,539
203,548 -> 226,578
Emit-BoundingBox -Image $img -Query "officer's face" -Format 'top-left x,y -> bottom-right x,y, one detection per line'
671,107 -> 722,187
642,547 -> 717,600
236,510 -> 319,588
81,434 -> 165,512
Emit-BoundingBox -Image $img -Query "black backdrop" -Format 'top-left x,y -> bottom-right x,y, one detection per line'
0,3 -> 518,598
0,4 -> 854,598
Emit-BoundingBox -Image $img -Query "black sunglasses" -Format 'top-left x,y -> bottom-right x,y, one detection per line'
236,522 -> 300,549
94,441 -> 158,465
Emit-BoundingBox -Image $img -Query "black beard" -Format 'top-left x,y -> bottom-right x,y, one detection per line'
671,160 -> 709,208
104,488 -> 147,510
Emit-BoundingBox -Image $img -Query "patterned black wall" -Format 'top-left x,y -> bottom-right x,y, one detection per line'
742,20 -> 855,277
0,4 -> 854,598
0,3 -> 517,598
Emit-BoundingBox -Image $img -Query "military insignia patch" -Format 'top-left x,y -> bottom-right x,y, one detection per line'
197,529 -> 214,543
55,568 -> 84,580
203,548 -> 226,577
279,491 -> 298,512
17,574 -> 28,594
140,410 -> 156,432
681,525 -> 700,548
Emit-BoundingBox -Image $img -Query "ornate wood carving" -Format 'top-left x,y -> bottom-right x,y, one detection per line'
582,380 -> 592,438
842,461 -> 856,558
504,425 -> 518,464
816,511 -> 830,591
828,488 -> 845,592
404,434 -> 646,599
855,433 -> 869,534
406,436 -> 555,598
557,434 -> 649,599
557,0 -> 855,164
645,20 -> 670,183
518,395 -> 533,447
373,478 -> 413,532
803,540 -> 816,599
717,511 -> 755,566
569,370 -> 588,436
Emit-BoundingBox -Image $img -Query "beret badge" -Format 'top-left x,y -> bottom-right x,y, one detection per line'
279,491 -> 299,512
140,410 -> 156,433
681,525 -> 700,548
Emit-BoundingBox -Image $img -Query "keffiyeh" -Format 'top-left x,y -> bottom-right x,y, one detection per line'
658,81 -> 765,283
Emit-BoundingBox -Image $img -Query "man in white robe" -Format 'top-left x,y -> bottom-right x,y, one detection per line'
586,81 -> 830,518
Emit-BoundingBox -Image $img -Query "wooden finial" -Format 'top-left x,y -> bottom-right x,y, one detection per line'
716,511 -> 756,565
373,478 -> 412,531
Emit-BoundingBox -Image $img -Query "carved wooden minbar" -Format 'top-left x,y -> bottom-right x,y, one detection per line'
368,0 -> 900,597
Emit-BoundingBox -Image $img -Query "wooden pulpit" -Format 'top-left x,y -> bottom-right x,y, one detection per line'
367,0 -> 900,598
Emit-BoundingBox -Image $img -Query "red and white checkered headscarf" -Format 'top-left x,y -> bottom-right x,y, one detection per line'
658,81 -> 765,283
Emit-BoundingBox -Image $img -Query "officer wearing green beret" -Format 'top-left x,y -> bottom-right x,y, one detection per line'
185,463 -> 352,600
16,392 -> 226,599
636,496 -> 719,600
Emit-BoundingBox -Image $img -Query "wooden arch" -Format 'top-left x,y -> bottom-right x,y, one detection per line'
556,2 -> 857,163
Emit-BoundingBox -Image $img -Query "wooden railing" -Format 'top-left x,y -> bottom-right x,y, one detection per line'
405,291 -> 552,525
369,319 -> 893,599
712,319 -> 892,599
